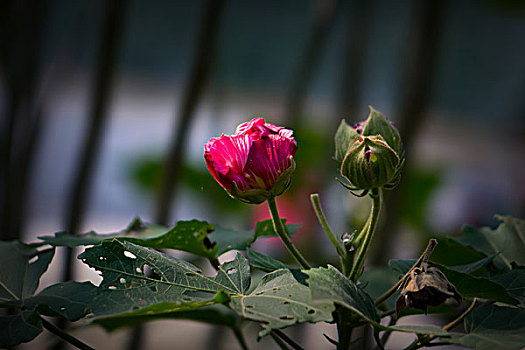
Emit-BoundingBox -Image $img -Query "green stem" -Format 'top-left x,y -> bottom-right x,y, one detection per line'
349,189 -> 382,281
271,331 -> 291,350
40,317 -> 94,350
310,193 -> 344,256
336,310 -> 353,350
403,298 -> 478,350
232,327 -> 249,350
267,197 -> 310,269
272,329 -> 304,350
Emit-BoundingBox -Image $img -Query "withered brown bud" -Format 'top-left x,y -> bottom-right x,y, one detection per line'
396,266 -> 462,315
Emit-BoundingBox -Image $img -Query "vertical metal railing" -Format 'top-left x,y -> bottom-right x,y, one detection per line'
61,0 -> 128,283
153,0 -> 225,226
0,0 -> 48,241
370,0 -> 448,265
285,0 -> 337,127
336,0 -> 370,119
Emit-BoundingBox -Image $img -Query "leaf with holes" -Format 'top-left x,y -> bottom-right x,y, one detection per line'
448,305 -> 525,350
40,218 -> 299,260
78,240 -> 250,319
24,281 -> 97,321
230,269 -> 334,337
459,215 -> 525,270
39,219 -> 217,259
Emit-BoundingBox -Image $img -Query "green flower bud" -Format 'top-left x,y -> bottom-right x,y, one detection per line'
340,135 -> 400,190
334,106 -> 404,193
362,106 -> 402,154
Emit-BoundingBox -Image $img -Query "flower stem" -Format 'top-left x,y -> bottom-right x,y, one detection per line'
310,193 -> 345,257
267,197 -> 310,269
40,317 -> 94,350
349,189 -> 382,281
336,310 -> 353,350
232,326 -> 249,350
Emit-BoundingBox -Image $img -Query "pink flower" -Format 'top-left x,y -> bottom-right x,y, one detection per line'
204,117 -> 297,204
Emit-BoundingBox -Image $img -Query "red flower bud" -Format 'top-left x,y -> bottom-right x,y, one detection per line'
204,117 -> 297,204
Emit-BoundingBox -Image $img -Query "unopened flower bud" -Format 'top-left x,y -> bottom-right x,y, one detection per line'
340,135 -> 400,190
334,106 -> 404,192
362,106 -> 402,154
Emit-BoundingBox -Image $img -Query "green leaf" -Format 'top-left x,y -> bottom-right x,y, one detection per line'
490,269 -> 525,308
448,305 -> 525,350
38,217 -> 168,248
429,237 -> 487,267
0,241 -> 54,302
230,269 -> 333,337
246,248 -> 290,271
448,255 -> 495,274
306,265 -> 380,324
334,119 -> 359,163
94,304 -> 242,332
306,266 -> 447,336
360,267 -> 400,310
459,215 -> 525,270
246,248 -> 308,284
24,281 -> 97,321
78,241 -> 250,318
389,259 -> 517,305
0,310 -> 42,348
40,219 -> 217,259
41,218 -> 299,259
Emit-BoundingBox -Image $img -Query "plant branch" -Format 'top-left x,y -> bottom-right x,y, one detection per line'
349,189 -> 382,281
272,329 -> 304,350
232,327 -> 249,350
271,331 -> 291,350
442,298 -> 478,331
404,298 -> 478,350
310,193 -> 344,256
41,317 -> 94,350
267,197 -> 310,269
375,238 -> 438,306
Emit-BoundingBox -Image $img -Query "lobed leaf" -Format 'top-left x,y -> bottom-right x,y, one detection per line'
230,269 -> 333,337
40,218 -> 299,259
0,241 -> 54,302
490,269 -> 525,308
78,240 -> 251,319
307,266 -> 448,336
0,311 -> 42,348
448,305 -> 525,350
459,215 -> 525,270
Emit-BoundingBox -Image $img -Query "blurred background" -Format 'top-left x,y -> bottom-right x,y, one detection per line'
1,0 -> 524,349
